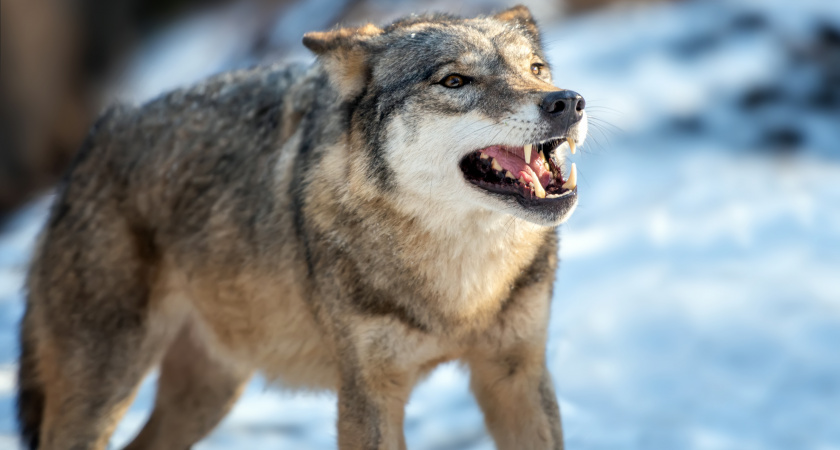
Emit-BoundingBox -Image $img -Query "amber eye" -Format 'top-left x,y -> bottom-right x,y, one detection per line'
531,63 -> 544,76
441,74 -> 468,88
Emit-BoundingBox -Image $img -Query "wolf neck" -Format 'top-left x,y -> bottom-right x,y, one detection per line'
401,203 -> 552,314
314,172 -> 554,328
404,202 -> 550,326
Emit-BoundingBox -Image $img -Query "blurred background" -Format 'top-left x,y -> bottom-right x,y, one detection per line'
1,0 -> 839,449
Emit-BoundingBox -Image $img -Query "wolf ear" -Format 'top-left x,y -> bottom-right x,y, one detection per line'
303,24 -> 383,98
493,5 -> 540,38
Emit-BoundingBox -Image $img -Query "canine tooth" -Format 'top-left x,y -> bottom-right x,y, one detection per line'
524,143 -> 532,164
568,138 -> 576,155
491,158 -> 503,171
505,171 -> 515,179
480,153 -> 490,160
528,179 -> 546,199
561,163 -> 577,190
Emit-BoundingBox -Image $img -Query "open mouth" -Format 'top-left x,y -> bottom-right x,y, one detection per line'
459,137 -> 578,204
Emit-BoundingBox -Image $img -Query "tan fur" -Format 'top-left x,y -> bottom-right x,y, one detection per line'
303,23 -> 384,98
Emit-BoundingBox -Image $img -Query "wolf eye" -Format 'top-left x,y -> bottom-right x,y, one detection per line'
440,74 -> 469,88
531,63 -> 544,76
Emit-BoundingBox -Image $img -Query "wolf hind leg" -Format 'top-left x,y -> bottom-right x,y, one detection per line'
123,319 -> 253,450
17,308 -> 46,450
36,331 -> 170,450
27,279 -> 175,450
21,197 -> 182,449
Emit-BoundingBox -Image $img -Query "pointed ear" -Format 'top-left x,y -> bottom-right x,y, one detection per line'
303,24 -> 383,98
493,5 -> 540,39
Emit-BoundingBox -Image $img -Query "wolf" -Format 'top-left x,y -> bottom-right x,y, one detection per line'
17,5 -> 587,450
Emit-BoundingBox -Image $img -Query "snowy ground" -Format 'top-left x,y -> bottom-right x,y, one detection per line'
1,1 -> 839,449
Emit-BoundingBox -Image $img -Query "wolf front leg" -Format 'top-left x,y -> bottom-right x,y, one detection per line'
468,354 -> 563,450
466,272 -> 564,450
333,317 -> 420,450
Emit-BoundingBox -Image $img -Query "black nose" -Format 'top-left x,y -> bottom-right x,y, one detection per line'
541,90 -> 585,119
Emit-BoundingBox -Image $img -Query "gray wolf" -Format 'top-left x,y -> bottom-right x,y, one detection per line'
17,5 -> 587,449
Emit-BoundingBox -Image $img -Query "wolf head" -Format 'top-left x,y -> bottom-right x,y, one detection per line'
304,5 -> 586,227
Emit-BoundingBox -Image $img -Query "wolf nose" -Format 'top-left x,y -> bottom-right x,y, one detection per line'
541,90 -> 585,118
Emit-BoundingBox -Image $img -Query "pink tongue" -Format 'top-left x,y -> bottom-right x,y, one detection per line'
480,146 -> 551,187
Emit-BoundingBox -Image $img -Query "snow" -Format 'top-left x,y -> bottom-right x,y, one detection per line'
1,0 -> 839,449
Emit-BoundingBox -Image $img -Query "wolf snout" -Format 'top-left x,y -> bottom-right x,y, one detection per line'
540,90 -> 585,126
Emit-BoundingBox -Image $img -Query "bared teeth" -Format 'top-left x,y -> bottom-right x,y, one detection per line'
567,138 -> 576,155
505,171 -> 515,179
480,153 -> 490,160
561,163 -> 577,190
539,150 -> 550,171
523,143 -> 532,164
491,158 -> 503,171
529,179 -> 546,199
